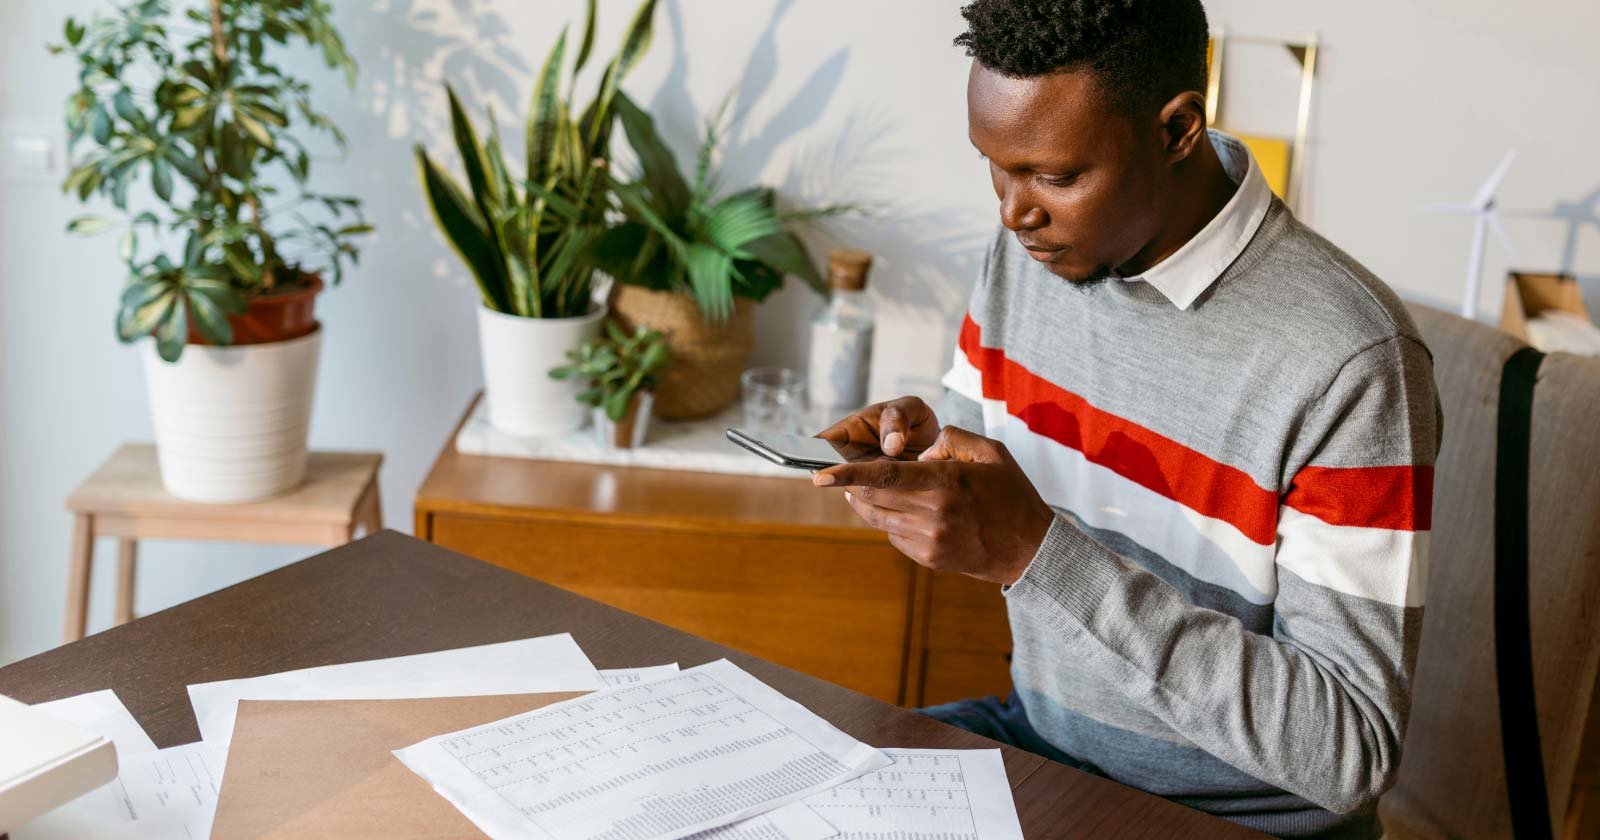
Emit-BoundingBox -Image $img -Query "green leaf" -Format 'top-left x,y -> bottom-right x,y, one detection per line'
445,84 -> 498,211
616,93 -> 690,212
527,26 -> 569,188
120,278 -> 168,310
117,284 -> 175,342
415,145 -> 511,313
584,0 -> 658,154
65,17 -> 84,46
684,242 -> 735,321
67,215 -> 118,235
743,231 -> 824,293
186,276 -> 249,314
222,246 -> 256,283
185,285 -> 233,345
701,192 -> 781,255
240,101 -> 288,127
603,387 -> 632,422
89,104 -> 111,145
154,295 -> 188,362
236,112 -> 274,148
164,148 -> 206,183
112,89 -> 143,127
572,0 -> 598,78
171,103 -> 209,131
335,223 -> 374,236
151,158 -> 173,201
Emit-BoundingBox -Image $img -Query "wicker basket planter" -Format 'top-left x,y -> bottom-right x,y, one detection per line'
610,284 -> 753,419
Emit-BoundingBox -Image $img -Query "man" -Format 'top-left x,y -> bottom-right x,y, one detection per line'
814,1 -> 1441,837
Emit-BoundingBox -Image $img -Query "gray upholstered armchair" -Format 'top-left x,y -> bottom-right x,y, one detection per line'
1380,303 -> 1600,838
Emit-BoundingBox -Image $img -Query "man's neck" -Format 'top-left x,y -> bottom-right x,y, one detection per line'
1117,134 -> 1240,277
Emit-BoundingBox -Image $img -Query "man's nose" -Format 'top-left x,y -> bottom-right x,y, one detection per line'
999,185 -> 1046,232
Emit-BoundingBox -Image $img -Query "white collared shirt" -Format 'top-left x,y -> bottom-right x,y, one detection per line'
1117,130 -> 1273,309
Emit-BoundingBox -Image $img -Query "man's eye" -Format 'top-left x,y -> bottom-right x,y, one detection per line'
1039,173 -> 1077,187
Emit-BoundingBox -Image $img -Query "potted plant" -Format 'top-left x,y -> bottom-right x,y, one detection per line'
415,0 -> 657,437
590,95 -> 850,419
55,0 -> 370,503
550,322 -> 669,449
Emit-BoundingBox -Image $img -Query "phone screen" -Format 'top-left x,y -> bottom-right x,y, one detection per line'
727,428 -> 883,467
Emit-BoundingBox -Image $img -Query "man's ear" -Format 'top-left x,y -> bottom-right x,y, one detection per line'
1157,91 -> 1210,163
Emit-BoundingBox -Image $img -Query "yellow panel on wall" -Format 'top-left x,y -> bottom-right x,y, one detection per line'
1233,133 -> 1292,199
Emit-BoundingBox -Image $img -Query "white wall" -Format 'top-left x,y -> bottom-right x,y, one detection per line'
2,0 -> 1597,665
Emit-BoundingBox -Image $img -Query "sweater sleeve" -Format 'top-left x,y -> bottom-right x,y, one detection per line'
1003,335 -> 1439,814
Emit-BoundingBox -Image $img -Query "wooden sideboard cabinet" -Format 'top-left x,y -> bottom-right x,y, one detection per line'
414,396 -> 1013,706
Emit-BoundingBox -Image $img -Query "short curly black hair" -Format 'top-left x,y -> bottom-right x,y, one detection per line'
955,0 -> 1211,116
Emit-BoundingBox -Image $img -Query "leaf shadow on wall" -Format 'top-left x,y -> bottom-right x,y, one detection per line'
645,0 -> 989,395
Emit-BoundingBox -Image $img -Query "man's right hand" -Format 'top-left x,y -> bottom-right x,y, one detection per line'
816,396 -> 941,458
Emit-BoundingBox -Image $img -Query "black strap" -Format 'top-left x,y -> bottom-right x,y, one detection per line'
1495,346 -> 1551,840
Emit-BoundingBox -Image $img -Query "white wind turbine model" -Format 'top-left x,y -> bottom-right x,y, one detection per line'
1427,151 -> 1519,319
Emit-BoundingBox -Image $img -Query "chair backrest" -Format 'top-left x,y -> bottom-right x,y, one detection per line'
1379,303 -> 1600,837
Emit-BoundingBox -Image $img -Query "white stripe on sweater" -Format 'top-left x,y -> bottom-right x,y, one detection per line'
944,349 -> 1426,608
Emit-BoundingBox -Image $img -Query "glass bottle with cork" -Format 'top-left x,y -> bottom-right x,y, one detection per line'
807,249 -> 876,424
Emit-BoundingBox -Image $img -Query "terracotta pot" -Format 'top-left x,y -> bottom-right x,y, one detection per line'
609,285 -> 753,420
188,275 -> 323,346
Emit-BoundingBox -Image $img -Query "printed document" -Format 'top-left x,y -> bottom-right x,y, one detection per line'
395,658 -> 889,840
802,749 -> 1023,840
14,740 -> 224,840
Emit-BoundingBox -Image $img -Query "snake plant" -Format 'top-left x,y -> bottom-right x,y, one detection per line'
415,0 -> 658,320
54,0 -> 371,361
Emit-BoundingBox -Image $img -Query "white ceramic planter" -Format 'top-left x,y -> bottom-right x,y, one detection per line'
143,328 -> 321,503
478,304 -> 606,437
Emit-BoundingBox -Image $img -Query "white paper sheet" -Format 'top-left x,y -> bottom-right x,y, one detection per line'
188,632 -> 603,747
801,749 -> 1023,840
395,658 -> 890,840
13,740 -> 225,840
30,689 -> 158,757
693,803 -> 837,840
599,664 -> 681,686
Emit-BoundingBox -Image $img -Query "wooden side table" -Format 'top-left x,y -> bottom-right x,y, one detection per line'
61,444 -> 384,642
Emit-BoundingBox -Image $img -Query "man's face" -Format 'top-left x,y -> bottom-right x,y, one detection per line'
967,62 -> 1165,283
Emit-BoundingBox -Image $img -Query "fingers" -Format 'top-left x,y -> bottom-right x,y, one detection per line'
844,490 -> 937,538
816,413 -> 874,446
879,396 -> 938,456
917,425 -> 1010,464
813,459 -> 948,491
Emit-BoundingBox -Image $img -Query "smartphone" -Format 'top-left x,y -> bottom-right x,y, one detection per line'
725,428 -> 883,470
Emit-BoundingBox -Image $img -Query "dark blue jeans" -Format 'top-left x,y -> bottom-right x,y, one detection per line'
919,692 -> 1098,773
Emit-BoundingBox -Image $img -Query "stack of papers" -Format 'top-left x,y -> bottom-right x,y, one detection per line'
12,634 -> 1025,840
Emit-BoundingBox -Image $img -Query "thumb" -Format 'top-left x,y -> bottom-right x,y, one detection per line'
917,425 -> 1004,464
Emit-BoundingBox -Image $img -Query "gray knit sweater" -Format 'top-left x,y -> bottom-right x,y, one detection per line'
940,200 -> 1441,838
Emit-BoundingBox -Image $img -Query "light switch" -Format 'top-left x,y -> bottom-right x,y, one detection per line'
0,121 -> 63,185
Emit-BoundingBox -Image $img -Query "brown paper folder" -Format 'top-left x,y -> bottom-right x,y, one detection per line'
210,692 -> 584,839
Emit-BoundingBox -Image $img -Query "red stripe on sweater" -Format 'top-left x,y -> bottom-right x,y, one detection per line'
958,314 -> 1431,541
1283,465 -> 1434,531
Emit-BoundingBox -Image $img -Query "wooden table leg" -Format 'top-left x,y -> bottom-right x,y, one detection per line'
115,540 -> 138,626
363,481 -> 384,534
63,514 -> 94,643
350,480 -> 383,541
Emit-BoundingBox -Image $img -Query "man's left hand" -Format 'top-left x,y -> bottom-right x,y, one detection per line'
812,426 -> 1055,585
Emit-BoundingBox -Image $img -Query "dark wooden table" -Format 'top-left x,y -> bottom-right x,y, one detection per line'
0,531 -> 1260,838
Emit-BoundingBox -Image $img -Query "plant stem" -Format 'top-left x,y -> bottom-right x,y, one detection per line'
209,0 -> 276,290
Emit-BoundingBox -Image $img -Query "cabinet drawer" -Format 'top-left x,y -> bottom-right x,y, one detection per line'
927,572 -> 1012,652
430,513 -> 913,703
921,650 -> 1013,707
